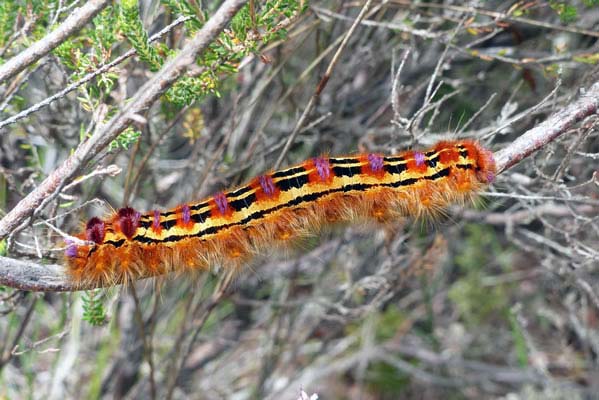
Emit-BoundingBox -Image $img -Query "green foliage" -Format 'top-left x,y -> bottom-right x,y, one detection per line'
54,6 -> 120,110
120,0 -> 163,71
53,40 -> 78,71
109,126 -> 142,151
349,308 -> 413,395
48,0 -> 305,114
165,0 -> 304,106
508,309 -> 529,367
0,239 -> 6,256
448,225 -> 512,326
4,0 -> 305,123
0,1 -> 17,50
166,73 -> 220,106
82,290 -> 107,326
453,225 -> 511,274
203,299 -> 234,334
365,361 -> 411,395
375,306 -> 406,342
573,53 -> 599,64
0,0 -> 62,58
90,5 -> 119,58
161,0 -> 204,33
549,1 -> 579,23
449,274 -> 508,326
548,0 -> 599,22
506,1 -> 599,23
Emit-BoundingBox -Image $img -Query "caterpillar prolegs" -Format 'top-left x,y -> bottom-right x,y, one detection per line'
65,140 -> 496,286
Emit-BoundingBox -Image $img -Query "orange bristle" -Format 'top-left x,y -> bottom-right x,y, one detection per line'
64,140 -> 496,287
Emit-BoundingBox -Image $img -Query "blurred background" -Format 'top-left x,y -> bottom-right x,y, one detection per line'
0,0 -> 598,398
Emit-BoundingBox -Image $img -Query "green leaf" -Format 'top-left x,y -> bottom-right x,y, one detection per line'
508,308 -> 529,367
82,290 -> 108,326
109,127 -> 142,151
119,0 -> 163,71
573,53 -> 599,64
549,1 -> 578,23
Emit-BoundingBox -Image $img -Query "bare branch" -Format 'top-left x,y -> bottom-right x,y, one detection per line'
0,0 -> 110,85
494,82 -> 599,174
0,257 -> 71,292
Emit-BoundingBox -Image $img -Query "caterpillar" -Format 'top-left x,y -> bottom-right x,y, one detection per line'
65,140 -> 496,287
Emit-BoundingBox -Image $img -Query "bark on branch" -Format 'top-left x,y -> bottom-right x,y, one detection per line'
0,80 -> 597,292
494,82 -> 599,174
0,0 -> 111,85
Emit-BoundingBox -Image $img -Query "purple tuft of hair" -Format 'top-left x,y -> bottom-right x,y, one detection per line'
214,192 -> 229,215
368,153 -> 384,172
85,217 -> 106,244
259,175 -> 276,197
153,210 -> 161,230
313,157 -> 331,181
182,204 -> 191,224
65,239 -> 78,258
414,152 -> 425,167
118,207 -> 141,239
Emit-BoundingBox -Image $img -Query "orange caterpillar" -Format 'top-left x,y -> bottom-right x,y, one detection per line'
65,140 -> 496,286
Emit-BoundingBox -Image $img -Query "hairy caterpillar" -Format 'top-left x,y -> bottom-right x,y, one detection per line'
65,140 -> 496,286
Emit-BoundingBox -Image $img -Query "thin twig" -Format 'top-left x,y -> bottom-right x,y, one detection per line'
129,284 -> 157,400
164,270 -> 235,400
391,0 -> 599,39
494,82 -> 599,174
483,80 -> 562,140
311,5 -> 441,39
273,0 -> 374,169
458,93 -> 497,134
390,49 -> 411,129
0,294 -> 37,370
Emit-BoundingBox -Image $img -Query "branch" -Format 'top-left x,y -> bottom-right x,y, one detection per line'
392,0 -> 599,39
1,79 -> 598,292
0,257 -> 70,292
0,0 -> 249,241
0,0 -> 110,85
494,82 -> 599,174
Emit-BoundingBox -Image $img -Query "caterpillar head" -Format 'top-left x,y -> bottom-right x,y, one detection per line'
475,146 -> 496,184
